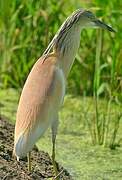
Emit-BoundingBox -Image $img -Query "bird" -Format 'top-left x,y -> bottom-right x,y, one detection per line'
13,8 -> 115,178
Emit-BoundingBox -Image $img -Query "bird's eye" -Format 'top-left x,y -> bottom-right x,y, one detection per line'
85,11 -> 95,19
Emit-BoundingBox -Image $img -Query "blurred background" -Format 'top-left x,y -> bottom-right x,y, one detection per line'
0,0 -> 122,179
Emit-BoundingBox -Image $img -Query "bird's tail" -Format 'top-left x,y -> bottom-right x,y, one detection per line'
13,131 -> 30,158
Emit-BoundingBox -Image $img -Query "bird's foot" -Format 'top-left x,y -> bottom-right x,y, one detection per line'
52,159 -> 60,180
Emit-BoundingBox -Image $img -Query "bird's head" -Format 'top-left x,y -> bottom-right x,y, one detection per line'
43,9 -> 115,57
76,9 -> 115,32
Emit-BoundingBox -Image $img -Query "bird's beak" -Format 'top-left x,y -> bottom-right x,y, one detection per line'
93,19 -> 116,32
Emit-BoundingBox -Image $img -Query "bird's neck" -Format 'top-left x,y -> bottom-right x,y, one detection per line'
55,28 -> 81,78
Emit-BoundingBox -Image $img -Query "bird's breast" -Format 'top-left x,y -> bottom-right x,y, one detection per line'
46,66 -> 65,122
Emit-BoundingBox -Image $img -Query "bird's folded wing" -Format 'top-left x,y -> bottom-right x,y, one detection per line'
15,55 -> 57,140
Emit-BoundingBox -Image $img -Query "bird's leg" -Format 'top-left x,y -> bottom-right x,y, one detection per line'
52,134 -> 58,176
27,152 -> 31,172
51,118 -> 59,179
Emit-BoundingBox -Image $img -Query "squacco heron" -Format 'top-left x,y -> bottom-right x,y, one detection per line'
13,9 -> 115,177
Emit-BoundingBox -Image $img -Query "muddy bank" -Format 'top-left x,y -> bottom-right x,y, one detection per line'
0,117 -> 72,180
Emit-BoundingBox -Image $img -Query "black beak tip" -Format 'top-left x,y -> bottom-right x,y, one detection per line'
94,20 -> 116,33
108,26 -> 116,33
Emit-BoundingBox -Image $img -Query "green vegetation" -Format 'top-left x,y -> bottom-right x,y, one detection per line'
0,0 -> 122,96
0,0 -> 122,179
